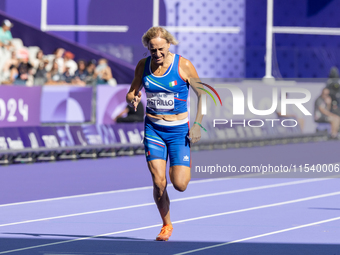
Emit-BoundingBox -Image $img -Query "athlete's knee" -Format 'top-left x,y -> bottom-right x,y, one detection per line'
171,171 -> 190,192
173,180 -> 189,192
153,176 -> 167,193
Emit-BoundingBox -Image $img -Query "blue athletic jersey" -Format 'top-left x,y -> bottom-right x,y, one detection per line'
142,54 -> 189,115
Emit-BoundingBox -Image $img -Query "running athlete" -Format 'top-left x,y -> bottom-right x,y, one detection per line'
126,27 -> 204,241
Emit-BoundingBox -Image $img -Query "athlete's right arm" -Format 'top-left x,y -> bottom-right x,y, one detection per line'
126,59 -> 146,111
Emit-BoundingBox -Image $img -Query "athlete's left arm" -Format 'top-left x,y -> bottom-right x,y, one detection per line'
179,57 -> 205,144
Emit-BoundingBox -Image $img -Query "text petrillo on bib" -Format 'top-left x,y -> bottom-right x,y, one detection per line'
146,92 -> 175,111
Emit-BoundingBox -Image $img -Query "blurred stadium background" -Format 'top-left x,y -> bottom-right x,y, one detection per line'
0,0 -> 339,163
1,1 -> 340,254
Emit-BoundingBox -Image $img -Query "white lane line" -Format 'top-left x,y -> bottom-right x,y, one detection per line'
171,191 -> 340,224
1,190 -> 339,254
0,178 -> 234,208
0,224 -> 165,255
0,179 -> 328,228
171,179 -> 328,202
0,187 -> 153,208
174,216 -> 340,255
0,201 -> 152,228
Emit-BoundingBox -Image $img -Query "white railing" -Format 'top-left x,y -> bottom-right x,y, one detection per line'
265,0 -> 339,79
40,0 -> 240,34
40,0 -> 129,33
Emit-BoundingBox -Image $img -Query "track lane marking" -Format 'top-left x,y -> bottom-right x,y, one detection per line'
174,216 -> 340,254
0,190 -> 339,254
0,178 -> 233,208
0,179 -> 329,228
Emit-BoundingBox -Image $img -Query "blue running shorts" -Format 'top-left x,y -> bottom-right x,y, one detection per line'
144,116 -> 191,167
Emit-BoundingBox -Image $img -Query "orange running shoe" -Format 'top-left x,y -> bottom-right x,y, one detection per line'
156,224 -> 173,241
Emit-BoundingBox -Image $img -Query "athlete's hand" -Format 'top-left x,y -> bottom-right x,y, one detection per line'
130,91 -> 142,112
189,123 -> 201,144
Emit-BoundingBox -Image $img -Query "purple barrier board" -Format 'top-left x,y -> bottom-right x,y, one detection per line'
97,125 -> 118,145
81,125 -> 103,145
111,123 -> 144,144
0,127 -> 24,150
18,127 -> 44,148
37,126 -> 60,148
69,125 -> 106,146
69,126 -> 87,146
96,85 -> 147,125
55,126 -> 76,147
0,86 -> 41,127
40,86 -> 92,123
69,124 -> 144,146
68,125 -> 103,146
0,123 -> 145,151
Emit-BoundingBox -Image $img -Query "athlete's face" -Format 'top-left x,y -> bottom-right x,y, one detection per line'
148,37 -> 170,65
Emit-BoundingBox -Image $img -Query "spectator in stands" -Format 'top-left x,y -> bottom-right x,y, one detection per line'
85,59 -> 97,85
61,62 -> 74,83
326,66 -> 340,116
1,64 -> 19,85
31,50 -> 48,85
14,48 -> 33,85
46,60 -> 63,84
314,88 -> 340,139
7,65 -> 18,84
63,51 -> 77,76
53,48 -> 65,73
72,59 -> 87,85
1,50 -> 19,81
0,19 -> 14,50
95,58 -> 117,86
31,49 -> 44,70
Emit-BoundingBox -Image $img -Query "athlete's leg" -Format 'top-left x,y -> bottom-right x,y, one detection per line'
144,117 -> 189,240
144,118 -> 170,225
165,119 -> 191,191
169,165 -> 191,192
147,159 -> 172,226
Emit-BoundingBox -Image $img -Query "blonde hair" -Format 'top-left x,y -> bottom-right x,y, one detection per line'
142,27 -> 178,48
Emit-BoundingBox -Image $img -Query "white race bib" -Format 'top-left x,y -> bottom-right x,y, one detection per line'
146,92 -> 174,111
